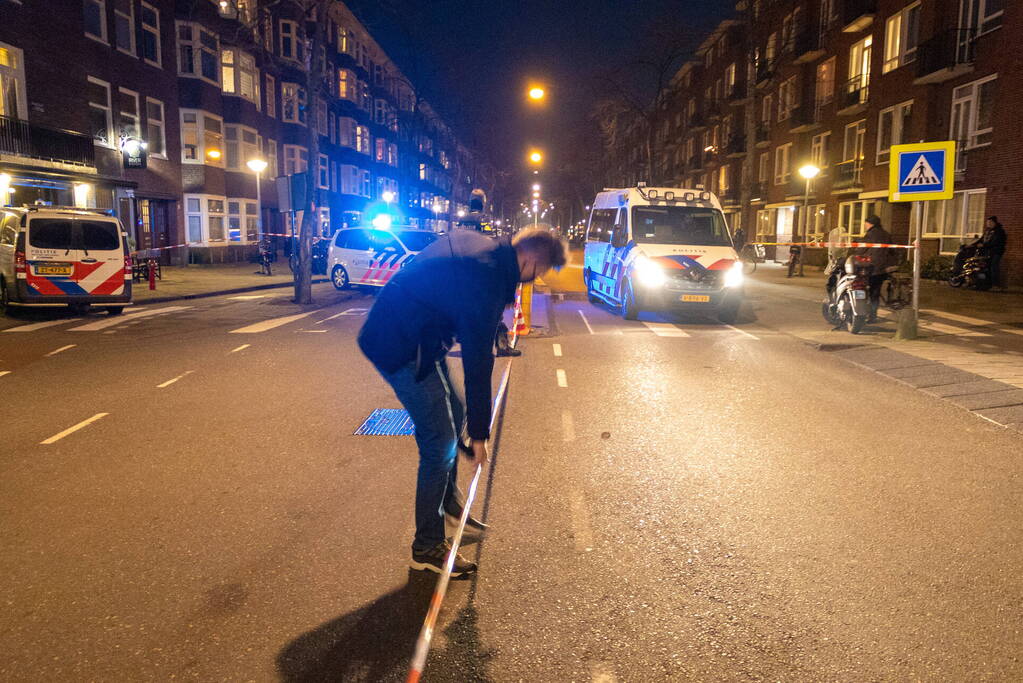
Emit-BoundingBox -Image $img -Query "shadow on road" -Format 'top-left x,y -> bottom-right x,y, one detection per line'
276,569 -> 494,682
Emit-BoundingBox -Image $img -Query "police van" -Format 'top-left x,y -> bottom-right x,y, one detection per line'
583,186 -> 743,322
0,206 -> 132,315
327,226 -> 438,290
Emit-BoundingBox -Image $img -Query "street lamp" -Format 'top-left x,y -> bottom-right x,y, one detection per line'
528,86 -> 545,101
382,190 -> 395,205
532,183 -> 540,191
246,158 -> 268,240
532,191 -> 540,199
528,150 -> 543,165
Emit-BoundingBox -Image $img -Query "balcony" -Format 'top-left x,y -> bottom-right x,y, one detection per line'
718,188 -> 739,205
793,30 -> 826,64
789,104 -> 822,133
914,29 -> 977,85
837,76 -> 869,116
842,0 -> 876,33
833,159 -> 863,191
726,82 -> 748,104
688,112 -> 707,130
755,60 -> 774,87
748,183 -> 767,203
705,101 -> 723,120
0,115 -> 96,169
726,134 -> 747,158
754,123 -> 771,148
688,154 -> 704,171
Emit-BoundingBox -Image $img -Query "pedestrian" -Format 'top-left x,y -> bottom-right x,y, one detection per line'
358,228 -> 567,576
858,214 -> 893,323
981,216 -> 1007,290
732,226 -> 746,253
786,244 -> 802,278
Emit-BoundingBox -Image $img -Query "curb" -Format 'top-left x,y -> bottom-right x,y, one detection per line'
132,277 -> 328,305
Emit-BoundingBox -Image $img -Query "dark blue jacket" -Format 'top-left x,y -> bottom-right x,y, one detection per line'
358,231 -> 519,439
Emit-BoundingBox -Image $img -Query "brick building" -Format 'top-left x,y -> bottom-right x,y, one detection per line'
603,0 -> 1019,287
0,0 -> 491,265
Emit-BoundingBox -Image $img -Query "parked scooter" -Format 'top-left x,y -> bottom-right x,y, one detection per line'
948,239 -> 992,290
822,254 -> 873,334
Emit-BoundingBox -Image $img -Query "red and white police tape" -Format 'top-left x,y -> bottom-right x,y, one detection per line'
130,231 -> 296,255
751,240 -> 917,249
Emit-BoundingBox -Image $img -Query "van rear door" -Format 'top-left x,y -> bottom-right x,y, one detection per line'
24,218 -> 79,297
74,219 -> 127,296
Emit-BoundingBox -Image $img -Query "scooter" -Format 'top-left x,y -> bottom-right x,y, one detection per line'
948,240 -> 992,290
822,254 -> 872,334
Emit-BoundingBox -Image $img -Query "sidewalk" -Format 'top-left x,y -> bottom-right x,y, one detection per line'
131,262 -> 327,304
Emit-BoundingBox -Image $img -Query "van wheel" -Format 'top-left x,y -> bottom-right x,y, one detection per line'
331,265 -> 350,290
106,307 -> 124,316
620,280 -> 639,320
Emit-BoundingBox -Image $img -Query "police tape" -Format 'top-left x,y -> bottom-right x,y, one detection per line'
751,241 -> 917,249
406,353 -> 515,683
129,232 -> 298,255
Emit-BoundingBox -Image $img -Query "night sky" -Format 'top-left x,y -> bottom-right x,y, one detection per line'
347,0 -> 736,178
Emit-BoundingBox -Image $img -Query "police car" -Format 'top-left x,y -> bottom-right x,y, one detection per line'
326,226 -> 438,290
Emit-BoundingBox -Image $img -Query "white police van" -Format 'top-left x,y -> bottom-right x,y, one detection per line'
0,206 -> 132,315
583,186 -> 743,322
327,226 -> 438,290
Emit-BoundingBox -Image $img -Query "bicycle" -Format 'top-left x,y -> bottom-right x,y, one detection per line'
257,239 -> 273,276
739,243 -> 765,275
880,270 -> 913,310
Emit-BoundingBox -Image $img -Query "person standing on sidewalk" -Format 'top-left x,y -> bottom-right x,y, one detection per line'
981,216 -> 1007,290
858,215 -> 893,323
358,228 -> 567,576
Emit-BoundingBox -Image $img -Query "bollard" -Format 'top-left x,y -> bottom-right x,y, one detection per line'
147,258 -> 157,290
519,282 -> 532,336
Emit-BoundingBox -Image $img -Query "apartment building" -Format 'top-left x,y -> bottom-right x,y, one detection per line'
0,0 -> 489,264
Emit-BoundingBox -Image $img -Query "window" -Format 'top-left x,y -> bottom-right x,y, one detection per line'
184,194 -> 228,244
766,32 -> 777,64
338,68 -> 356,101
265,138 -> 278,177
140,2 -> 161,66
961,0 -> 1004,36
145,98 -> 166,158
848,36 -> 872,100
923,189 -> 987,252
318,154 -> 329,189
811,131 -> 831,171
761,93 -> 772,124
226,200 -> 258,242
338,117 -> 356,147
114,0 -> 135,55
387,143 -> 398,167
375,98 -> 388,125
117,88 -> 140,142
718,165 -> 729,192
843,119 -> 866,164
222,50 -> 259,105
280,20 -> 301,61
356,125 -> 371,154
180,110 -> 223,165
774,143 -> 792,184
815,57 -> 835,106
283,145 -> 308,175
340,164 -> 361,195
87,77 -> 112,147
837,200 -> 887,238
281,83 -> 306,124
375,138 -> 387,163
758,151 -> 771,183
951,75 -> 997,149
224,125 -> 258,171
0,43 -> 28,120
328,111 -> 337,144
317,99 -> 327,135
178,22 -> 219,84
265,74 -> 276,118
778,77 -> 796,121
883,3 -> 920,74
84,0 -> 107,43
800,204 -> 827,240
877,100 -> 913,163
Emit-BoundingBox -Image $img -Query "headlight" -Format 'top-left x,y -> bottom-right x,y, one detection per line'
633,255 -> 666,287
724,260 -> 744,288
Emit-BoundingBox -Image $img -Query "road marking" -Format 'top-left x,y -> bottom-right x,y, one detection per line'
41,412 -> 108,445
920,320 -> 991,337
228,295 -> 268,300
229,344 -> 250,353
229,311 -> 314,333
553,343 -> 563,357
556,369 -> 568,387
299,329 -> 328,333
156,371 -> 194,388
69,306 -> 191,332
562,410 -> 575,442
591,663 -> 618,683
724,324 -> 759,340
0,370 -> 10,378
569,488 -> 594,551
578,310 -> 595,334
643,321 -> 689,337
922,309 -> 1023,337
338,307 -> 369,316
45,344 -> 76,357
3,318 -> 82,333
316,310 -> 349,323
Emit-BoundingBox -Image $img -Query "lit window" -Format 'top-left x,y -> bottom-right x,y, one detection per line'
179,109 -> 223,165
882,2 -> 920,73
281,83 -> 306,124
0,43 -> 28,120
222,49 -> 260,105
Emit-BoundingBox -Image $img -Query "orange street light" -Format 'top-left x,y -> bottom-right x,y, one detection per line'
528,150 -> 543,164
528,86 -> 545,101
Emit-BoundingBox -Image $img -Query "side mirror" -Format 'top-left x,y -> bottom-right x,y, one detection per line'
611,226 -> 627,248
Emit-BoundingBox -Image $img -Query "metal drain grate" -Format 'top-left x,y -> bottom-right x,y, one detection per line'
355,408 -> 415,436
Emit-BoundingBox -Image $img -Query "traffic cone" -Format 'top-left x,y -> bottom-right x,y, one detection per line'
514,285 -> 529,337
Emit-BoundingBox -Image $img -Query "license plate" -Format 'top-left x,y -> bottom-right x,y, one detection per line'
853,290 -> 866,299
681,294 -> 711,302
35,264 -> 72,276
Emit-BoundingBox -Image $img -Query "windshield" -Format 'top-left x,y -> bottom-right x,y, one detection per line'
81,221 -> 120,251
28,219 -> 73,250
631,206 -> 730,246
398,230 -> 438,252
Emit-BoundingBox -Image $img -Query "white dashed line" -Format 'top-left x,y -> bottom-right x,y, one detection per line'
578,310 -> 595,334
299,329 -> 328,333
556,369 -> 568,387
3,318 -> 82,333
156,371 -> 194,388
41,413 -> 108,445
229,344 -> 251,353
569,488 -> 594,551
229,311 -> 314,333
45,344 -> 76,357
642,321 -> 689,337
562,410 -> 575,442
227,295 -> 268,300
553,343 -> 563,357
69,306 -> 190,332
724,324 -> 759,340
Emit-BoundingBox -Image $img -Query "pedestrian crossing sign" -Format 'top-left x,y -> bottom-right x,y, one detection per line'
889,141 -> 955,202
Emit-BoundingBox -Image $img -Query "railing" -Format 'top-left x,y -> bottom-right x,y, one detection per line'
955,139 -> 969,173
726,134 -> 747,156
0,115 -> 96,167
726,82 -> 746,101
688,154 -> 703,170
841,75 -> 869,109
718,188 -> 738,203
748,183 -> 766,201
794,29 -> 821,58
688,112 -> 706,128
915,28 -> 977,79
834,159 -> 863,187
705,101 -> 723,119
842,0 -> 877,27
756,59 -> 774,84
755,123 -> 770,144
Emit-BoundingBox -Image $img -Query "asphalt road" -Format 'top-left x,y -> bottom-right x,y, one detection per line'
1,271 -> 1021,681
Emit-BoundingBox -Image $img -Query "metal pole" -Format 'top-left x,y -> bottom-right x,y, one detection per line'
254,170 -> 263,240
912,200 -> 921,317
799,176 -> 810,277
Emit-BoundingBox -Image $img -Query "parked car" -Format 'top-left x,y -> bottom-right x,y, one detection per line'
327,227 -> 438,290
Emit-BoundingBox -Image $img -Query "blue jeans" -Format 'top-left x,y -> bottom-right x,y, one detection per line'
381,359 -> 464,554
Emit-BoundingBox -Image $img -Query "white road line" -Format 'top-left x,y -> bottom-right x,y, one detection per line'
553,343 -> 563,357
578,310 -> 595,334
338,307 -> 369,316
3,318 -> 82,333
0,370 -> 10,378
642,321 -> 690,337
69,306 -> 191,332
562,410 -> 575,442
921,309 -> 1023,337
569,488 -> 594,551
156,371 -> 194,388
724,324 -> 760,340
920,320 -> 991,337
299,329 -> 328,333
227,295 -> 268,300
556,369 -> 568,387
315,310 -> 349,324
228,311 -> 314,334
40,412 -> 108,445
229,344 -> 251,353
45,344 -> 76,357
